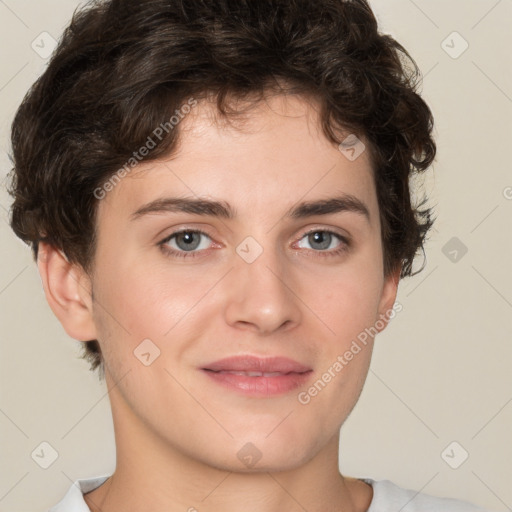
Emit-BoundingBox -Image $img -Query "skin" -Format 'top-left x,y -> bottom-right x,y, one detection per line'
38,92 -> 400,512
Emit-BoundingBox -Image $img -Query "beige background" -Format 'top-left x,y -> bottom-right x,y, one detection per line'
1,1 -> 511,510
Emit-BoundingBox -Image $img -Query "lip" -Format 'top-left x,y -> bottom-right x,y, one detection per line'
201,355 -> 313,397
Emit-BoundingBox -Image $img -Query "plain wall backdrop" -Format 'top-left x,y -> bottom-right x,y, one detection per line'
0,1 -> 511,510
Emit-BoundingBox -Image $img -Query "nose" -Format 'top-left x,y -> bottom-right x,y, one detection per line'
223,243 -> 302,336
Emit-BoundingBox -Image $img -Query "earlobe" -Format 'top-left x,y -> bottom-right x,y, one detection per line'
37,242 -> 98,342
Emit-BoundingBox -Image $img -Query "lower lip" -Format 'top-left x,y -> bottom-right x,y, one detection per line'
202,369 -> 312,397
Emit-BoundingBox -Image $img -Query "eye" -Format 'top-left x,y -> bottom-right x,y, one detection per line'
295,229 -> 350,257
158,228 -> 350,260
159,229 -> 213,258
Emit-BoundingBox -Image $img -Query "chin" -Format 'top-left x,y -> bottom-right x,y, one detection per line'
196,433 -> 318,474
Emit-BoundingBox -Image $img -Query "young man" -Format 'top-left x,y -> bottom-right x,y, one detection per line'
7,0 -> 491,510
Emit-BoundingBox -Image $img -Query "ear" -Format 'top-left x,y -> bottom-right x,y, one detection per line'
37,241 -> 98,342
375,265 -> 401,334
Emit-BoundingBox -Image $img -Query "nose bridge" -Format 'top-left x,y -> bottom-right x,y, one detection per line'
223,234 -> 301,334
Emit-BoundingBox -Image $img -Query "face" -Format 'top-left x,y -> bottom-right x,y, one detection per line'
86,93 -> 398,472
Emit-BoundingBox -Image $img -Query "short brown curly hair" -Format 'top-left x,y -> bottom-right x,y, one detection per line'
7,0 -> 436,374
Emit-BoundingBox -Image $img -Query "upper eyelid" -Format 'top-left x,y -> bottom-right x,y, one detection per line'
299,226 -> 349,239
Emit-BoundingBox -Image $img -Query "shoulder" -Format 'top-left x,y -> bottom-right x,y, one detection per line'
364,478 -> 494,512
48,476 -> 110,512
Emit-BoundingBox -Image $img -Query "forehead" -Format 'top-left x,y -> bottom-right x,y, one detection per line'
97,93 -> 378,226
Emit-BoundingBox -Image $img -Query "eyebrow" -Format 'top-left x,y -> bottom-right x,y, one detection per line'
130,194 -> 370,222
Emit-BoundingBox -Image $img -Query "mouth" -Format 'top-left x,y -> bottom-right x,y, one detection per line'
206,370 -> 290,377
201,355 -> 313,397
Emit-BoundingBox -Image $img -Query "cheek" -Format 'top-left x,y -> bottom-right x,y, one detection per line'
94,258 -> 200,338
305,254 -> 384,415
314,265 -> 384,345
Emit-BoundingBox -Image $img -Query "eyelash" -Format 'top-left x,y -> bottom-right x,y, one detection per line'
158,228 -> 350,259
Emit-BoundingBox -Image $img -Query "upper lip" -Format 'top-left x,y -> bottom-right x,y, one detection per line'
202,355 -> 312,374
